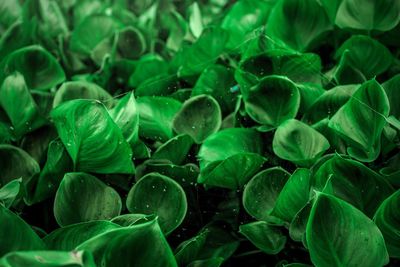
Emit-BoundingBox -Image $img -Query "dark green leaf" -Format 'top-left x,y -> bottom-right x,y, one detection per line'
126,172 -> 187,234
54,172 -> 122,226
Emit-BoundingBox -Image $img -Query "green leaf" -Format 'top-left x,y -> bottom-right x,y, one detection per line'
70,15 -> 124,55
312,155 -> 394,217
51,99 -> 135,174
0,178 -> 22,208
116,26 -> 146,60
374,189 -> 400,258
243,75 -> 300,129
188,2 -> 203,38
0,144 -> 39,188
54,172 -> 122,226
273,119 -> 330,166
221,0 -> 272,51
77,219 -> 178,267
137,96 -> 182,142
335,0 -> 400,31
53,81 -> 113,108
197,128 -> 265,189
198,152 -> 265,190
109,92 -> 139,144
271,169 -> 311,222
307,193 -> 389,267
128,55 -> 168,88
0,250 -> 96,267
328,79 -> 389,162
0,204 -> 45,257
334,35 -> 392,83
303,85 -> 357,124
0,45 -> 66,90
178,27 -> 229,77
191,64 -> 237,115
266,0 -> 332,51
126,172 -> 187,234
289,202 -> 312,243
44,221 -> 120,250
243,167 -> 290,221
0,73 -> 45,139
198,128 -> 263,168
172,95 -> 221,143
239,221 -> 286,254
151,134 -> 194,165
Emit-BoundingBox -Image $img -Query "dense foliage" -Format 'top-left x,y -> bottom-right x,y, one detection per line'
1,0 -> 400,266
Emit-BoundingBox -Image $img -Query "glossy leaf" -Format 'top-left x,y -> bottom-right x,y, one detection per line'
70,15 -> 124,55
334,35 -> 392,83
109,92 -> 139,144
273,119 -> 330,166
51,99 -> 135,174
243,167 -> 290,221
335,0 -> 400,31
239,221 -> 286,254
178,27 -> 229,77
136,96 -> 182,142
266,0 -> 332,51
271,169 -> 311,222
77,219 -> 178,267
0,178 -> 21,208
54,172 -> 122,226
243,75 -> 300,129
0,72 -> 45,138
312,155 -> 394,217
0,45 -> 65,90
172,95 -> 221,143
126,172 -> 187,234
328,79 -> 389,162
151,134 -> 194,165
373,190 -> 400,258
307,193 -> 389,267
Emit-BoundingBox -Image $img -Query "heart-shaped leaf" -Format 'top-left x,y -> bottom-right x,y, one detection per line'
243,75 -> 300,130
239,221 -> 286,254
172,95 -> 221,143
0,72 -> 45,139
51,99 -> 135,174
306,192 -> 389,267
136,96 -> 182,142
243,167 -> 290,221
0,178 -> 22,208
0,45 -> 65,90
273,119 -> 330,166
334,35 -> 392,84
151,134 -> 194,165
335,0 -> 400,31
54,172 -> 122,226
266,0 -> 332,51
328,79 -> 389,162
126,172 -> 187,234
